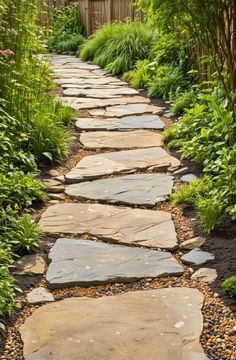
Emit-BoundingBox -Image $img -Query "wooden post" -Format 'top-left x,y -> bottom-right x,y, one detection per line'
108,0 -> 112,22
85,0 -> 90,36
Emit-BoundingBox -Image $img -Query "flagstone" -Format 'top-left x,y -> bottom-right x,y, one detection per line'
56,77 -> 127,86
19,288 -> 208,360
46,238 -> 183,289
14,255 -> 46,275
66,173 -> 173,207
89,103 -> 165,117
63,87 -> 138,98
181,249 -> 215,265
75,115 -> 165,131
60,96 -> 150,109
65,147 -> 180,183
26,287 -> 54,304
61,83 -> 124,89
39,203 -> 178,250
54,63 -> 100,70
79,130 -> 163,149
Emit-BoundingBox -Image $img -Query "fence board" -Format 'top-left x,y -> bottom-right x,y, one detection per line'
38,0 -> 142,36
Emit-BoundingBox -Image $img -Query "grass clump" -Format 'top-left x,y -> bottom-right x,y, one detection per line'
48,4 -> 85,52
80,21 -> 155,75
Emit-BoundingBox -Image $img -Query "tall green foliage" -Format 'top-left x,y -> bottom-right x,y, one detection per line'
80,21 -> 155,74
0,0 -> 73,328
48,4 -> 85,52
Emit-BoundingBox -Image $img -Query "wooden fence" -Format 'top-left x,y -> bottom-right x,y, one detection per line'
79,0 -> 143,36
38,0 -> 142,36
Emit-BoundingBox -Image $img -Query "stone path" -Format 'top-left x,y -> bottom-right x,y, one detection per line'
19,55 -> 211,359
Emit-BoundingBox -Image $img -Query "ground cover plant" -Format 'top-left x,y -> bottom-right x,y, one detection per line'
0,0 -> 74,329
48,4 -> 85,52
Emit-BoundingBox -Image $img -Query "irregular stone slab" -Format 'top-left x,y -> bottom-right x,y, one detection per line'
179,237 -> 206,250
61,83 -> 124,89
191,268 -> 217,284
20,288 -> 208,360
46,238 -> 183,288
66,173 -> 173,207
181,174 -> 199,184
65,147 -> 180,182
39,203 -> 178,250
80,130 -> 163,150
89,103 -> 165,117
76,115 -> 165,131
54,71 -> 100,79
181,249 -> 214,265
26,287 -> 54,304
54,63 -> 100,70
14,255 -> 46,275
56,77 -> 127,86
60,96 -> 150,110
63,87 -> 138,98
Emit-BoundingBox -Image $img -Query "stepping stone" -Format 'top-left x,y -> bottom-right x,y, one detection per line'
65,147 -> 180,183
39,203 -> 178,250
181,174 -> 199,184
46,238 -> 184,288
66,173 -> 173,207
63,87 -> 138,98
181,249 -> 214,265
89,103 -> 165,117
54,63 -> 100,71
54,70 -> 100,79
14,255 -> 46,275
20,288 -> 208,360
79,130 -> 163,149
179,237 -> 206,250
56,77 -> 127,86
75,115 -> 165,131
191,268 -> 217,284
61,83 -> 124,89
26,287 -> 54,304
60,96 -> 150,110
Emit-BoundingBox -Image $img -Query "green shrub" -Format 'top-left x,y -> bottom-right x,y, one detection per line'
150,34 -> 188,70
2,214 -> 41,254
0,247 -> 16,330
147,65 -> 188,99
48,4 -> 85,52
222,276 -> 236,297
80,21 -> 155,74
0,172 -> 45,208
172,91 -> 198,115
124,59 -> 152,89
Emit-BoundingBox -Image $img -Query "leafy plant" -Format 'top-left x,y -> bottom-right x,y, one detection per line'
3,214 -> 41,254
170,177 -> 213,206
171,91 -> 197,115
147,64 -> 188,99
222,276 -> 236,297
124,59 -> 151,89
48,4 -> 85,52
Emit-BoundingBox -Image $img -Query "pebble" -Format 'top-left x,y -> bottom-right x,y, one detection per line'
48,169 -> 60,177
